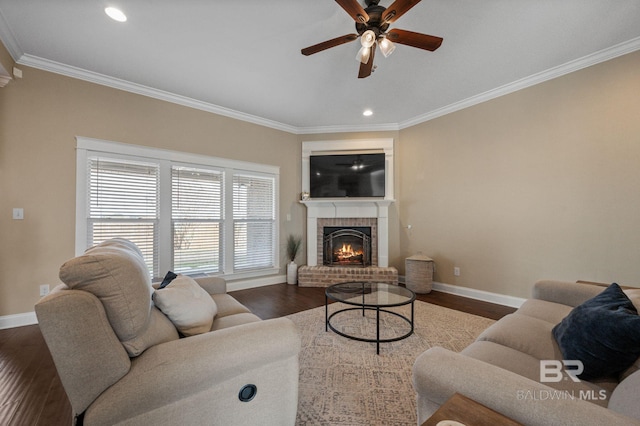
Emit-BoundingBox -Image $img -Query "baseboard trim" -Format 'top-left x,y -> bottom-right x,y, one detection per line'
396,276 -> 526,308
0,312 -> 38,329
431,282 -> 525,308
226,274 -> 287,292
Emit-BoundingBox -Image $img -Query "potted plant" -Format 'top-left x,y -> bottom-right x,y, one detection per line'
286,234 -> 302,285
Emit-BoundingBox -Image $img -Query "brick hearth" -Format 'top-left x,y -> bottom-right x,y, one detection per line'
297,265 -> 398,287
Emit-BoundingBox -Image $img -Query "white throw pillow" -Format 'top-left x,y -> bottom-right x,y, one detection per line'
153,275 -> 217,336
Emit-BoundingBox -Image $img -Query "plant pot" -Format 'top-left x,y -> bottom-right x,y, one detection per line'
287,261 -> 298,285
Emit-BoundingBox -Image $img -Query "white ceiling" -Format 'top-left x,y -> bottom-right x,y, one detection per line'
1,1 -> 639,134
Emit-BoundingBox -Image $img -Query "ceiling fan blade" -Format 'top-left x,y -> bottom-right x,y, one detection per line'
301,34 -> 358,56
382,0 -> 421,23
335,0 -> 369,23
358,45 -> 375,79
387,28 -> 443,51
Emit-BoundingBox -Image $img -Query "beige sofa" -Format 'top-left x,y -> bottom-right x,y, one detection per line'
413,280 -> 640,425
35,239 -> 301,426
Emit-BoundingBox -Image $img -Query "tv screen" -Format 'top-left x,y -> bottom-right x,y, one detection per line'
310,153 -> 385,198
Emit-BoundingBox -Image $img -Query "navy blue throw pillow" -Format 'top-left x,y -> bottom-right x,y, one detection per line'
552,283 -> 640,380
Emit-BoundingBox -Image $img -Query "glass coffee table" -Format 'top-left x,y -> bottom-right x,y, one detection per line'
325,282 -> 416,354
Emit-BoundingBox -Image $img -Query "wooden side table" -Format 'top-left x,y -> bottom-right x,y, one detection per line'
422,393 -> 522,426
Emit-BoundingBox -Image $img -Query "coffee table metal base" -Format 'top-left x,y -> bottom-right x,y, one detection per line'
325,282 -> 416,354
326,306 -> 414,354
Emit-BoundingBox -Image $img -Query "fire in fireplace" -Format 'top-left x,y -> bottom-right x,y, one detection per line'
323,226 -> 371,267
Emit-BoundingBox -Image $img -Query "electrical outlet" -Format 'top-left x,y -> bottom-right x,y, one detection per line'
453,267 -> 461,277
40,284 -> 50,297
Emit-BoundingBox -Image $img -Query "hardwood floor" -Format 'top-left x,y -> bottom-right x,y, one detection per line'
231,283 -> 516,321
0,284 -> 515,425
0,324 -> 71,425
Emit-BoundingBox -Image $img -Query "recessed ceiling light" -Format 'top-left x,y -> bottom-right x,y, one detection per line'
105,7 -> 127,22
363,109 -> 373,117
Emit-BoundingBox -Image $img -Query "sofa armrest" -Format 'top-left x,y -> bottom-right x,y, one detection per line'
86,317 -> 301,425
413,347 -> 639,426
531,280 -> 604,307
610,370 -> 640,420
194,276 -> 227,294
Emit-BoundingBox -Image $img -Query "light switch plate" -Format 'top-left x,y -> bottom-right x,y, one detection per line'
13,208 -> 24,220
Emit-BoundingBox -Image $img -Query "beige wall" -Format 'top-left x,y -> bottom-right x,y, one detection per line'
0,67 -> 301,316
397,50 -> 640,298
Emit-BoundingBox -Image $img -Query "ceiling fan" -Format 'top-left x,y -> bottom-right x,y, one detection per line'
301,0 -> 443,78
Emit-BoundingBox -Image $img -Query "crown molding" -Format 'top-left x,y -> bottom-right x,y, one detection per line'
296,122 -> 400,135
399,36 -> 640,130
16,54 -> 300,134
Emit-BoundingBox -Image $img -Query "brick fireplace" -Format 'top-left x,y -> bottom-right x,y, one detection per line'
297,199 -> 398,287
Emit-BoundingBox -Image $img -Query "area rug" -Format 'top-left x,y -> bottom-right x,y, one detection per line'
287,301 -> 495,426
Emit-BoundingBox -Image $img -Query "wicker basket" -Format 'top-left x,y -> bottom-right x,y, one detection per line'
405,254 -> 434,294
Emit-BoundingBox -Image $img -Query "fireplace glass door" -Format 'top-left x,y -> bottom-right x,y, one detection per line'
323,227 -> 371,267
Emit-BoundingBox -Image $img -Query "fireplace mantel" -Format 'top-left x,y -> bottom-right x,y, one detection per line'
300,199 -> 394,213
300,198 -> 394,268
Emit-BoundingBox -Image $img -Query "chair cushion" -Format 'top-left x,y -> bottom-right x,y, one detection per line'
211,312 -> 261,331
153,275 -> 218,336
59,238 -> 178,356
476,313 -> 563,361
462,340 -> 542,383
515,299 -> 573,325
552,283 -> 640,380
211,293 -> 252,317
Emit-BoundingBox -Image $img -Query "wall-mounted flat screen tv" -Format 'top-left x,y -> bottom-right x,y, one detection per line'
309,153 -> 385,198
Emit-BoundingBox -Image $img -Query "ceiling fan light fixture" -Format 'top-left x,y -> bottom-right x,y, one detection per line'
360,30 -> 376,48
105,7 -> 127,22
356,46 -> 371,64
379,37 -> 396,58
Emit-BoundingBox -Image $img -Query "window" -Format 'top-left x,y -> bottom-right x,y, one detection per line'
76,137 -> 279,280
233,173 -> 276,271
87,157 -> 159,274
172,166 -> 224,275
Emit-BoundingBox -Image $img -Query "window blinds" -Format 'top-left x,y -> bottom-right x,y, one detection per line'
81,142 -> 278,279
172,166 -> 224,274
232,174 -> 275,271
87,157 -> 159,276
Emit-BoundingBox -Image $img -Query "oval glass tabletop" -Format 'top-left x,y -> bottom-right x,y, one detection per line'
326,282 -> 416,307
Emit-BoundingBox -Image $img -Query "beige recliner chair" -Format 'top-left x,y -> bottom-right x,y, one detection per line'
35,239 -> 301,426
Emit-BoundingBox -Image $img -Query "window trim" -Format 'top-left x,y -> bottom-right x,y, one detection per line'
75,136 -> 280,280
